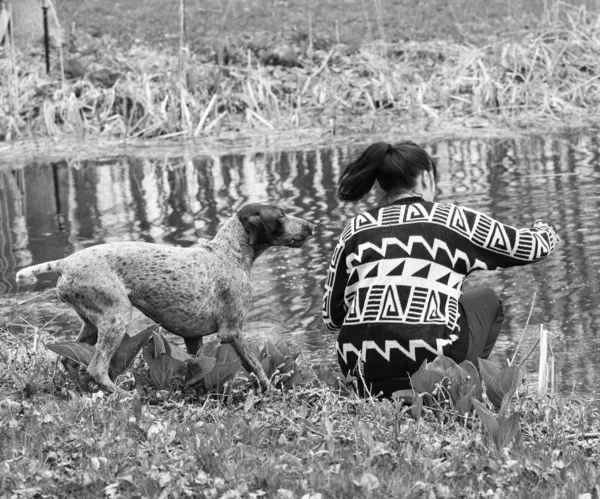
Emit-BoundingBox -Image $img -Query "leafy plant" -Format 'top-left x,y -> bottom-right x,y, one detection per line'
479,358 -> 521,419
109,325 -> 157,378
47,325 -> 317,395
185,356 -> 217,386
201,344 -> 242,392
409,365 -> 443,398
258,339 -> 316,389
406,356 -> 482,415
472,398 -> 522,451
46,341 -> 96,368
398,355 -> 523,451
146,354 -> 178,390
142,332 -> 188,390
47,325 -> 157,380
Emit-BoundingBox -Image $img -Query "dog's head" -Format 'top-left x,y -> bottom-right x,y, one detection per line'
237,203 -> 314,249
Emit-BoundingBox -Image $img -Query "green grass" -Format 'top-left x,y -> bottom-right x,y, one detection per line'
3,388 -> 598,498
1,327 -> 599,498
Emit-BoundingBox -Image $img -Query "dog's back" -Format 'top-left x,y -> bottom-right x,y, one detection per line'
17,241 -> 250,337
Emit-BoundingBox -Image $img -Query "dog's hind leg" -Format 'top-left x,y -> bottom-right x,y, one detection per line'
58,276 -> 134,392
75,315 -> 98,344
86,304 -> 133,392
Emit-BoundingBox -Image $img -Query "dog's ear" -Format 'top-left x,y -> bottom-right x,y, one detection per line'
241,214 -> 268,245
238,204 -> 284,246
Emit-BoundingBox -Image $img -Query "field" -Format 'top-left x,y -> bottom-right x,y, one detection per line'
1,327 -> 599,499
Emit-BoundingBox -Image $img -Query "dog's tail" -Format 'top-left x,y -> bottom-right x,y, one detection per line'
16,260 -> 62,284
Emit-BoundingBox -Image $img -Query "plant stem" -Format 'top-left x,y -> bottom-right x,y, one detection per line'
518,337 -> 540,368
510,291 -> 536,365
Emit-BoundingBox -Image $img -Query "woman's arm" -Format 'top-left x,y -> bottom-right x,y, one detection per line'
323,226 -> 351,331
456,205 -> 559,270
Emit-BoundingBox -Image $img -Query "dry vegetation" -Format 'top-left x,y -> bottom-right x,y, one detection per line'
3,3 -> 600,145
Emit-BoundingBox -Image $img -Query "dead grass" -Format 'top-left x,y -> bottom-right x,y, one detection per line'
3,3 -> 600,144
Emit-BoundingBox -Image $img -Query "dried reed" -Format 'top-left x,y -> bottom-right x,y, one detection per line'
2,2 -> 600,140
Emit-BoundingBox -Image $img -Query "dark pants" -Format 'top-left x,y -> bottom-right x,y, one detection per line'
461,287 -> 504,366
357,287 -> 504,398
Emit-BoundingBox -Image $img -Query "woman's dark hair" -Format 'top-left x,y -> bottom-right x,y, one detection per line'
337,141 -> 437,202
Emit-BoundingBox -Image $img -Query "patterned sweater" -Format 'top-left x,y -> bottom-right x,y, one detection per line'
323,197 -> 558,385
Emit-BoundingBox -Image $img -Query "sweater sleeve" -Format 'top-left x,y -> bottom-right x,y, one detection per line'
457,205 -> 559,270
323,224 -> 351,331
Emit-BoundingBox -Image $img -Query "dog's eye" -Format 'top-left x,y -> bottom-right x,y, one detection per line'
279,211 -> 286,218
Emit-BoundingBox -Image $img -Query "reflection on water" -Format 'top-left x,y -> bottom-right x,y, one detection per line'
1,135 -> 600,395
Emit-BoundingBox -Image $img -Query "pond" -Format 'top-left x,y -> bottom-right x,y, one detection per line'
1,135 -> 600,396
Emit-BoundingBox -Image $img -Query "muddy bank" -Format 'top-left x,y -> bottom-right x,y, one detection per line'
0,122 -> 565,168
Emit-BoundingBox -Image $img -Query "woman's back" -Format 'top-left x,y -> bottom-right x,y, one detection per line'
323,141 -> 559,397
326,197 -> 556,330
324,196 -> 557,396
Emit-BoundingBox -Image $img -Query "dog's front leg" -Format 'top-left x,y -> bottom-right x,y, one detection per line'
219,330 -> 271,390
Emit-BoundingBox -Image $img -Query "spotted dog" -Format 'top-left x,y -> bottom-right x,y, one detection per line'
16,203 -> 314,392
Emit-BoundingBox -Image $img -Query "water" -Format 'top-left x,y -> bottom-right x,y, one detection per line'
1,135 -> 600,396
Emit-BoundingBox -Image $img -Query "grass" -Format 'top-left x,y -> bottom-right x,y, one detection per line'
1,320 -> 599,498
4,2 -> 600,147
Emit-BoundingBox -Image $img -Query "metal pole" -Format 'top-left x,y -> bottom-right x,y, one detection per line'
42,0 -> 50,73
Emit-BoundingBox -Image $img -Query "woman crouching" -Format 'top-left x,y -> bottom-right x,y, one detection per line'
323,141 -> 559,398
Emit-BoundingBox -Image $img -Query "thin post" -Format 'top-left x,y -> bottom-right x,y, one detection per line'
1,2 -> 11,47
179,0 -> 190,133
4,2 -> 19,115
42,0 -> 50,73
537,325 -> 548,397
47,0 -> 66,87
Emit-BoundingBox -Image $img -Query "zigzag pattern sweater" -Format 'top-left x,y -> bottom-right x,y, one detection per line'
323,197 -> 558,386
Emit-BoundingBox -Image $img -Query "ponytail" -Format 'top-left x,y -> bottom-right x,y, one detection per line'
337,142 -> 390,202
338,140 -> 437,202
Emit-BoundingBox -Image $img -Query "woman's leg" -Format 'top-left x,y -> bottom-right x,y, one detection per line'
460,288 -> 504,364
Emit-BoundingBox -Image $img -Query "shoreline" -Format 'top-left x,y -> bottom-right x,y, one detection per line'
1,118 -> 598,168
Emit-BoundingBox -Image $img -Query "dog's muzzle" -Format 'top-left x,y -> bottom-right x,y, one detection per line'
290,222 -> 314,246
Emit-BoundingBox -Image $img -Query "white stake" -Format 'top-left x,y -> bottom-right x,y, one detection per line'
537,324 -> 548,397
